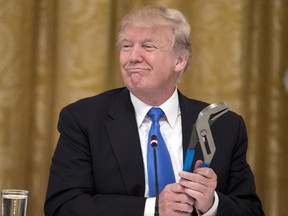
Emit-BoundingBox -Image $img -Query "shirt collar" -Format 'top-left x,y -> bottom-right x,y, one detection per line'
130,88 -> 180,128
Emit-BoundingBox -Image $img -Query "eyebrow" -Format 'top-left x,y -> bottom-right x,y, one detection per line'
119,38 -> 154,43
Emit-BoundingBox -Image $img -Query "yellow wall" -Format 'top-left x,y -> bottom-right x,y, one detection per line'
0,0 -> 287,215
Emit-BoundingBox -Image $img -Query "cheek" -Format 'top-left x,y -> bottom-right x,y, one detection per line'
119,56 -> 126,73
119,52 -> 128,66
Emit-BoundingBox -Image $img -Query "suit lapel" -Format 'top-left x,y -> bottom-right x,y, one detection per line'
178,91 -> 207,171
104,88 -> 207,194
105,89 -> 145,196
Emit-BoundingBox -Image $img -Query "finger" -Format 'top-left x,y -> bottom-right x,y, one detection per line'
161,199 -> 194,213
178,171 -> 209,187
175,192 -> 195,206
159,185 -> 195,214
163,184 -> 195,205
180,168 -> 213,180
174,202 -> 194,213
194,168 -> 217,180
178,171 -> 203,182
179,179 -> 206,193
179,174 -> 217,191
181,180 -> 215,196
166,183 -> 186,194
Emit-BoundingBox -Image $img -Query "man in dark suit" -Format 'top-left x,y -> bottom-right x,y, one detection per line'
45,6 -> 264,216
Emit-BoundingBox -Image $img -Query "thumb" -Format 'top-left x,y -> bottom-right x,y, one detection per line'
194,160 -> 203,170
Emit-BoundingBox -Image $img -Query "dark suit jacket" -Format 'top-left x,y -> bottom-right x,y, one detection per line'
44,87 -> 264,216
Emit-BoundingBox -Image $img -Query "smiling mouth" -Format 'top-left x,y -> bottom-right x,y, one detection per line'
126,68 -> 150,73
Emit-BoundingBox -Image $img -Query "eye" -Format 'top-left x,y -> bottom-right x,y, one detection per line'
143,43 -> 156,51
120,42 -> 133,51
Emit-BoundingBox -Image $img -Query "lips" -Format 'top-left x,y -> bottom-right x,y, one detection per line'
126,68 -> 148,71
125,67 -> 151,72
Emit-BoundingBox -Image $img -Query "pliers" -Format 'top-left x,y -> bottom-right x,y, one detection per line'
183,102 -> 229,171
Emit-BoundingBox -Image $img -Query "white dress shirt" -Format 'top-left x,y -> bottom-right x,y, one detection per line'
130,89 -> 218,216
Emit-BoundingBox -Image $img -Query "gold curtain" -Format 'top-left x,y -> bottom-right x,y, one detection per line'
0,0 -> 287,215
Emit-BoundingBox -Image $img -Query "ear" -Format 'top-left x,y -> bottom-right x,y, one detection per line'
175,53 -> 188,74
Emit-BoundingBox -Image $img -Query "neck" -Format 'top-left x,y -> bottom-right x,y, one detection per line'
131,86 -> 177,106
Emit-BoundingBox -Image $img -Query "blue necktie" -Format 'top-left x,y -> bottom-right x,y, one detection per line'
147,107 -> 175,197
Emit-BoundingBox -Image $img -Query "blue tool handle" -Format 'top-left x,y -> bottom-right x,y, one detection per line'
183,149 -> 195,171
202,162 -> 210,167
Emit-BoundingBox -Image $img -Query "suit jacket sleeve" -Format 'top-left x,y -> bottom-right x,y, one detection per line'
44,105 -> 146,216
212,114 -> 264,215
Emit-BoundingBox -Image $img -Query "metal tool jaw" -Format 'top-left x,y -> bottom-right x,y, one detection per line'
197,102 -> 229,167
183,102 -> 229,171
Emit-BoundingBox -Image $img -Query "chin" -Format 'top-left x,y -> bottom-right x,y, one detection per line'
127,85 -> 146,94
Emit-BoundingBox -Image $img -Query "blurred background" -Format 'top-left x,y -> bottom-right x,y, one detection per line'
0,0 -> 287,215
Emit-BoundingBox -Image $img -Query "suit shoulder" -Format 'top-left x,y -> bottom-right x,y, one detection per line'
65,87 -> 126,108
179,92 -> 242,122
59,87 -> 128,117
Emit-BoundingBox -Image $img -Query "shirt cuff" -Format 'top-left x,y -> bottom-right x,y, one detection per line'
196,191 -> 219,216
144,197 -> 156,216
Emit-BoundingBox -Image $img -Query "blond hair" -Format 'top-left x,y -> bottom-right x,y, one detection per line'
118,5 -> 192,74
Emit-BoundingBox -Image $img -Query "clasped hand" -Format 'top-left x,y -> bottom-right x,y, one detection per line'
158,160 -> 217,216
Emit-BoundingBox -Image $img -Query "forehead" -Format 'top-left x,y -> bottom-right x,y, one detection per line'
121,25 -> 174,43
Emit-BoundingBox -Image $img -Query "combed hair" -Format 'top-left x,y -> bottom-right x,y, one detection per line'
118,5 -> 192,74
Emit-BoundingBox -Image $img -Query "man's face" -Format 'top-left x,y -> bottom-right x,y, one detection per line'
119,25 -> 184,99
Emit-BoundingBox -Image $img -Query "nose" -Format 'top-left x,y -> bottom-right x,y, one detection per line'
129,45 -> 143,63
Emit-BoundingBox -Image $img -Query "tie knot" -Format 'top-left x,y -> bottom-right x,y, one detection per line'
147,107 -> 164,122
